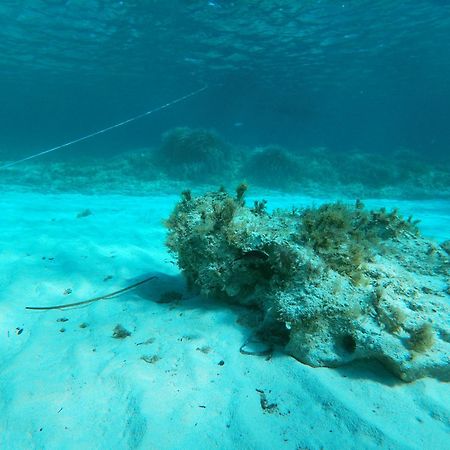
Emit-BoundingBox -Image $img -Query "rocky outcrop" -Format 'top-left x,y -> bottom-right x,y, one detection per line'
166,186 -> 450,381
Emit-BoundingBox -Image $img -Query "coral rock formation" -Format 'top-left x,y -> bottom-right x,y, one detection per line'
166,186 -> 450,381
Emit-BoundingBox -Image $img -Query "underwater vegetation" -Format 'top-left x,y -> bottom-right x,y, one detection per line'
116,150 -> 159,181
297,201 -> 420,284
165,186 -> 450,381
241,145 -> 302,189
154,127 -> 231,182
1,127 -> 449,198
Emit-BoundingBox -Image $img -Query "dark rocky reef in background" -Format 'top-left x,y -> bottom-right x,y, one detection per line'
154,127 -> 232,182
1,127 -> 449,199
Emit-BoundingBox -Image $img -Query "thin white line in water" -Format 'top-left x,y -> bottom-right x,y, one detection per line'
0,85 -> 207,170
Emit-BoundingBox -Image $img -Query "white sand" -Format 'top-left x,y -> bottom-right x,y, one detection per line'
0,191 -> 449,450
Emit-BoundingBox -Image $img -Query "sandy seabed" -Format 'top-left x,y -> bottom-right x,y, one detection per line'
0,190 -> 449,450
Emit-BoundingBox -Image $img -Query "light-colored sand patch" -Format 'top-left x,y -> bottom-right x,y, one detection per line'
0,191 -> 449,450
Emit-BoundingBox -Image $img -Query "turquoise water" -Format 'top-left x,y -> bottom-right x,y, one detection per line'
0,1 -> 450,169
0,3 -> 449,450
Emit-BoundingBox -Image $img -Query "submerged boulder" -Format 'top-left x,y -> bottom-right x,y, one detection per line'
165,186 -> 450,382
155,127 -> 230,182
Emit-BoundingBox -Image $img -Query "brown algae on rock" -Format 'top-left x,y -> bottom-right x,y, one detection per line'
408,323 -> 435,353
112,324 -> 131,339
165,187 -> 450,382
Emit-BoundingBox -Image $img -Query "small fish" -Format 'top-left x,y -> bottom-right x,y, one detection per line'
234,250 -> 269,263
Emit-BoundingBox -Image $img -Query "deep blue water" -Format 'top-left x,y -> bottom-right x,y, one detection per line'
0,1 -> 449,165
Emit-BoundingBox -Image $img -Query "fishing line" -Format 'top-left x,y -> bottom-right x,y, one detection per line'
0,85 -> 207,170
25,275 -> 157,310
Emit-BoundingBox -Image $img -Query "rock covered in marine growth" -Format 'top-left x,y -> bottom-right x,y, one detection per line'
165,185 -> 450,381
